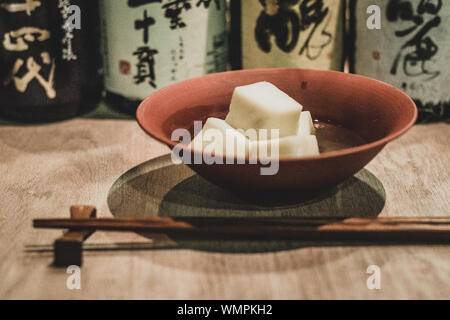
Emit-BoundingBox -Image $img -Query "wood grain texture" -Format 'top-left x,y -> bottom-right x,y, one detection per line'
0,117 -> 449,299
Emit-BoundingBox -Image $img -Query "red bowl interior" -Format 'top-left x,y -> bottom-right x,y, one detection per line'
137,68 -> 417,197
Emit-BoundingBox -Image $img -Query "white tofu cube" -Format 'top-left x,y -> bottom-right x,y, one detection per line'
225,82 -> 303,139
249,134 -> 320,159
188,118 -> 249,158
297,111 -> 316,136
297,135 -> 320,157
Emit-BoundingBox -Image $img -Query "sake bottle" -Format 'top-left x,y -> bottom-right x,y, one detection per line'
349,0 -> 450,122
99,0 -> 228,114
0,0 -> 102,122
230,0 -> 345,71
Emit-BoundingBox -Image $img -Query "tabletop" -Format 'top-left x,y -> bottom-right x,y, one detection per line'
0,102 -> 449,299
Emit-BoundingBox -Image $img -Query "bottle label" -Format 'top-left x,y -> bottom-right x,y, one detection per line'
100,0 -> 228,100
240,0 -> 344,70
0,0 -> 96,110
353,0 -> 450,105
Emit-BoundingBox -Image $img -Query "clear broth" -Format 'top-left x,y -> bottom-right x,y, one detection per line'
315,120 -> 367,153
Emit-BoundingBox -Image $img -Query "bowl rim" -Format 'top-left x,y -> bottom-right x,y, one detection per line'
136,68 -> 418,163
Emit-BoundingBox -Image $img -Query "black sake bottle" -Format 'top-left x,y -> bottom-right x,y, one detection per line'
349,0 -> 449,123
0,0 -> 101,122
230,0 -> 346,71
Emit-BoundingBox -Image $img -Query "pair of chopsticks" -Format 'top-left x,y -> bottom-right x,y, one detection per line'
33,215 -> 450,243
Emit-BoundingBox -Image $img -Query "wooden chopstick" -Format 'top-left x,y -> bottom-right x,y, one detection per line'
33,217 -> 450,242
25,242 -> 176,253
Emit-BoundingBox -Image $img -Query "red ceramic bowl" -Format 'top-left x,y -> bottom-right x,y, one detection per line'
137,69 -> 417,198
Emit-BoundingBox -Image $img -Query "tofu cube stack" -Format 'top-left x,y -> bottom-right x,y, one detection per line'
188,82 -> 320,159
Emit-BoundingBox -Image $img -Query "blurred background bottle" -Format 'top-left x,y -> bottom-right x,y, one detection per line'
0,0 -> 102,122
100,0 -> 229,114
349,0 -> 450,122
230,0 -> 345,71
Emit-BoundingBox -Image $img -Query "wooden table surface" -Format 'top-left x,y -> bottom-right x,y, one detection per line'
0,104 -> 449,299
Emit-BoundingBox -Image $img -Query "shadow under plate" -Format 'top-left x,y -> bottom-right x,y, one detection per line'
108,154 -> 386,253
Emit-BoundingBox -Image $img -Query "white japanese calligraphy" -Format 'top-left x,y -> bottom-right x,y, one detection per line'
0,0 -> 41,16
3,52 -> 56,99
3,27 -> 50,51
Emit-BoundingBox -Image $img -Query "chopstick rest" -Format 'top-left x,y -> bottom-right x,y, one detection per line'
53,206 -> 97,267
